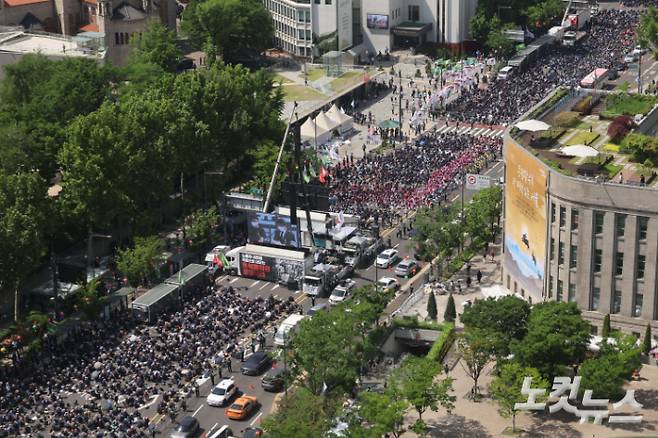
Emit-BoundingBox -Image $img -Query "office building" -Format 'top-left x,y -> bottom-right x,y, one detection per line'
503,87 -> 658,338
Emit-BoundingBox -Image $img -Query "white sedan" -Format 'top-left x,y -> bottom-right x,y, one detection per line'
375,249 -> 399,268
377,277 -> 400,293
329,280 -> 356,304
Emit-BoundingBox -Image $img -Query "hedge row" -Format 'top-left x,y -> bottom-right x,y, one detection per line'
426,322 -> 455,363
393,316 -> 445,331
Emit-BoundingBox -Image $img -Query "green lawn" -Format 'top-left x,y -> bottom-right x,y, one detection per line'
603,93 -> 658,117
301,68 -> 326,82
330,71 -> 365,92
575,121 -> 591,130
282,85 -> 326,102
566,131 -> 600,146
272,73 -> 293,84
604,163 -> 623,178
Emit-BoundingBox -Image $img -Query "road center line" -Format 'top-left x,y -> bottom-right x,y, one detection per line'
250,412 -> 263,426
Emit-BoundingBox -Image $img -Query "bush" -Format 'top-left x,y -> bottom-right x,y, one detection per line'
394,316 -> 444,331
427,322 -> 455,362
602,93 -> 658,119
620,133 -> 658,164
607,122 -> 630,143
572,95 -> 593,114
553,111 -> 580,128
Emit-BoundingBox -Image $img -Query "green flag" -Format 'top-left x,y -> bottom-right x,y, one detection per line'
309,165 -> 317,178
303,166 -> 311,183
219,253 -> 230,268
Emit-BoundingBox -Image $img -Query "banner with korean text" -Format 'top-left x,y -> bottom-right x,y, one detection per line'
503,139 -> 547,299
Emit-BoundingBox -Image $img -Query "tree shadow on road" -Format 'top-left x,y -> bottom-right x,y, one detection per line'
426,414 -> 492,438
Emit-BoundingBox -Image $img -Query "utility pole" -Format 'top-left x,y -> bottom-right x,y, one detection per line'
460,173 -> 465,254
398,70 -> 402,138
638,53 -> 642,94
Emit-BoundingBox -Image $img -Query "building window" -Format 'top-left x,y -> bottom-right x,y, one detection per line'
591,287 -> 600,311
305,10 -> 310,21
634,293 -> 643,317
408,5 -> 419,21
306,30 -> 311,40
506,274 -> 510,289
595,211 -> 604,234
325,0 -> 331,4
639,216 -> 648,240
568,283 -> 576,302
559,206 -> 566,227
569,244 -> 577,269
551,203 -> 556,223
615,252 -> 624,276
591,325 -> 598,335
298,10 -> 304,21
594,249 -> 602,272
557,280 -> 563,301
115,32 -> 119,45
298,29 -> 305,39
558,242 -> 565,265
637,254 -> 646,279
314,0 -> 319,3
550,238 -> 555,261
616,213 -> 626,237
612,290 -> 621,314
571,209 -> 579,230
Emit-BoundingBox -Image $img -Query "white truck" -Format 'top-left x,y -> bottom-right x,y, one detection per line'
303,263 -> 340,297
274,314 -> 308,346
238,244 -> 313,289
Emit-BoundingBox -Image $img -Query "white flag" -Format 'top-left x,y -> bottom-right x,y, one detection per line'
351,100 -> 355,108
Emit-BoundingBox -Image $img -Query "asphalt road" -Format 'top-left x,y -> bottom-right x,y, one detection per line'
148,158 -> 505,438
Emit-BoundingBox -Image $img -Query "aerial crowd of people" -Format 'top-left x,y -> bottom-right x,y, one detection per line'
445,9 -> 641,125
329,132 -> 501,225
0,284 -> 298,437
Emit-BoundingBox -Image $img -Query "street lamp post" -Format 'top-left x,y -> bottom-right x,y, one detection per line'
398,70 -> 402,138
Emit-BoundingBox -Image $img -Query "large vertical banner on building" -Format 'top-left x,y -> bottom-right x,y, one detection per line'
504,139 -> 547,299
337,0 -> 352,50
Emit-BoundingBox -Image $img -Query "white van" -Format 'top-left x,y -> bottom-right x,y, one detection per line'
497,66 -> 514,80
274,314 -> 308,346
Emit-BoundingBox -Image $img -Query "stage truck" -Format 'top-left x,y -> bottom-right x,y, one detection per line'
237,244 -> 314,290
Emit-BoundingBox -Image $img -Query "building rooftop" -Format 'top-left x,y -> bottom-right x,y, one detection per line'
3,0 -> 49,7
0,31 -> 105,58
510,87 -> 658,188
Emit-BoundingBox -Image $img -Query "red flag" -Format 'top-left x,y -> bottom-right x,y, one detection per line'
319,167 -> 329,184
213,254 -> 222,268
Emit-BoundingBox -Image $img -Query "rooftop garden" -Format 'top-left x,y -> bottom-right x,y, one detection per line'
600,93 -> 658,119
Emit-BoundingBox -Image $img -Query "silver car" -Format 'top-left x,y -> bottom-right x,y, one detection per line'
394,259 -> 419,277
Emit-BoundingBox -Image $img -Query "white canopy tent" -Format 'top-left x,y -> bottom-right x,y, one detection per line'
314,111 -> 341,133
301,117 -> 331,146
326,104 -> 353,134
559,144 -> 599,158
515,119 -> 551,132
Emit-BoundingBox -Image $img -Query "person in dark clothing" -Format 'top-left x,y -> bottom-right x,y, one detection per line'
477,270 -> 482,283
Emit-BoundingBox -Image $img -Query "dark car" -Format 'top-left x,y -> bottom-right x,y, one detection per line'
170,416 -> 200,438
261,366 -> 291,392
240,351 -> 271,376
243,427 -> 264,438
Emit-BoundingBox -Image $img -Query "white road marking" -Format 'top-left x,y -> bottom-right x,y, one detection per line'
271,284 -> 280,291
393,243 -> 399,249
450,194 -> 459,202
251,281 -> 261,288
250,412 -> 263,426
484,161 -> 504,175
217,275 -> 227,282
230,277 -> 240,284
259,282 -> 270,290
192,405 -> 204,417
138,394 -> 160,410
208,423 -> 219,434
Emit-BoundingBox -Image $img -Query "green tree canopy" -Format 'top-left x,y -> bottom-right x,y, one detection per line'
116,236 -> 165,287
511,301 -> 591,379
427,291 -> 438,321
182,0 -> 274,64
0,171 -> 50,320
457,328 -> 497,396
352,390 -> 408,438
638,7 -> 658,56
460,295 -> 530,356
261,388 -> 338,437
389,356 -> 455,422
489,362 -> 549,432
129,20 -> 182,72
444,293 -> 456,323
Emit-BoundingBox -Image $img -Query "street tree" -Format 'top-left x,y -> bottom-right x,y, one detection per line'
511,301 -> 591,379
76,278 -> 103,321
261,388 -> 338,437
427,291 -> 438,321
460,295 -> 530,356
116,236 -> 165,287
354,390 -> 408,438
0,171 -> 50,321
181,0 -> 274,64
602,313 -> 611,338
457,328 -> 497,397
577,333 -> 642,400
390,356 -> 455,422
129,21 -> 181,72
0,55 -> 114,178
524,0 -> 563,29
183,207 -> 221,253
489,362 -> 549,433
289,308 -> 360,395
643,324 -> 652,355
638,7 -> 658,55
414,205 -> 462,259
444,293 -> 456,322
